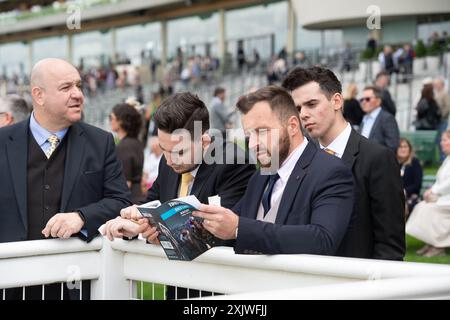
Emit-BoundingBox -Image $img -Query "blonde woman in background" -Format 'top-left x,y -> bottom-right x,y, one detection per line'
343,83 -> 364,129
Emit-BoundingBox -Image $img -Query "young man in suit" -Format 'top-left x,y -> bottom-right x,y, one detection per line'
103,92 -> 255,298
359,85 -> 400,151
282,66 -> 405,260
188,86 -> 354,255
0,58 -> 131,299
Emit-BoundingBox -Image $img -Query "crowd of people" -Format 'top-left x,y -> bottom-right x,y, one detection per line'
0,50 -> 450,299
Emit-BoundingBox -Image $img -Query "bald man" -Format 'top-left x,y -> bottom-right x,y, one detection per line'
0,58 -> 132,298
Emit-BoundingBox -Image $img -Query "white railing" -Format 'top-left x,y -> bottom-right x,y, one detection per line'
1,237 -> 450,300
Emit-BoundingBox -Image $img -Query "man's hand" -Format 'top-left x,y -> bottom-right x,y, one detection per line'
102,216 -> 149,241
193,204 -> 239,240
142,226 -> 160,245
120,205 -> 142,221
42,212 -> 84,239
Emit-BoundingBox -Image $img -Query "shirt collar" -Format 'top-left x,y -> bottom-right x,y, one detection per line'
276,138 -> 308,184
365,106 -> 382,119
29,112 -> 69,147
319,123 -> 352,159
189,165 -> 200,178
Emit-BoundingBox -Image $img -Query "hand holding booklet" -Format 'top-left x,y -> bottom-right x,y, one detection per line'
137,195 -> 223,261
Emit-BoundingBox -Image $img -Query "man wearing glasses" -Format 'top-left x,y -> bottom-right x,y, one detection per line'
359,85 -> 400,151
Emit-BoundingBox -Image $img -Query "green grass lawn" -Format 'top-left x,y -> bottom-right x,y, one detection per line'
405,235 -> 450,264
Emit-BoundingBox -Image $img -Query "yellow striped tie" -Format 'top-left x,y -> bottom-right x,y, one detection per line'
45,134 -> 59,159
324,148 -> 336,156
179,172 -> 194,197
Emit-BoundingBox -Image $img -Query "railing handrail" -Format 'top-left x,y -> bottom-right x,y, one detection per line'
0,238 -> 102,259
110,238 -> 450,281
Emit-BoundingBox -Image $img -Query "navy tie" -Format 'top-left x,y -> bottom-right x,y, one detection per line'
262,173 -> 280,216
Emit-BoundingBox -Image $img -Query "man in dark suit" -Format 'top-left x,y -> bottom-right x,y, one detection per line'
103,92 -> 255,297
358,85 -> 400,151
282,66 -> 405,260
375,71 -> 396,116
192,86 -> 354,255
0,58 -> 131,299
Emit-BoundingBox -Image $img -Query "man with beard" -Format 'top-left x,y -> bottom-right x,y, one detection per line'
191,86 -> 354,255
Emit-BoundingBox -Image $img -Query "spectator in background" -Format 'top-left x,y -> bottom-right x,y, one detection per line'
434,77 -> 450,161
359,85 -> 400,151
237,41 -> 246,72
406,130 -> 450,257
293,51 -> 311,69
0,94 -> 30,128
379,45 -> 396,75
341,42 -> 353,72
414,83 -> 441,131
110,103 -> 145,203
375,71 -> 397,116
343,83 -> 364,128
398,44 -> 414,83
397,138 -> 423,216
210,87 -> 233,136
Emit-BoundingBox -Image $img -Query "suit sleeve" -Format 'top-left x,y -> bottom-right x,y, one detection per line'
383,114 -> 400,151
234,164 -> 354,255
76,133 -> 132,242
369,148 -> 405,260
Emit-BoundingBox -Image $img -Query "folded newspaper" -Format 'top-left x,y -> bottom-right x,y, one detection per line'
137,195 -> 223,261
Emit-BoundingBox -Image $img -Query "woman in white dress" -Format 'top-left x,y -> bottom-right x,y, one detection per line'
406,130 -> 450,257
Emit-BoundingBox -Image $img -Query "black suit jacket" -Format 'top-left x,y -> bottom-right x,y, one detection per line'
233,141 -> 354,255
360,109 -> 400,151
0,119 -> 132,243
145,142 -> 256,209
337,130 -> 405,260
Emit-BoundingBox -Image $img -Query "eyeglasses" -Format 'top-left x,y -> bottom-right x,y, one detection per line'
359,97 -> 374,103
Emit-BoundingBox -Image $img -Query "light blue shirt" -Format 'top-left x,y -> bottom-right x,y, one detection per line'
361,107 -> 382,138
29,112 -> 68,155
29,113 -> 87,237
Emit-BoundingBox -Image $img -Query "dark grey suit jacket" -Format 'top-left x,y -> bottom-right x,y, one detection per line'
360,108 -> 400,151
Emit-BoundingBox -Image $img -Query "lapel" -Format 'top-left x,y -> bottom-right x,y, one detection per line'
275,141 -> 316,224
60,123 -> 86,211
342,129 -> 360,170
6,120 -> 29,230
243,174 -> 270,219
369,110 -> 383,139
190,162 -> 215,198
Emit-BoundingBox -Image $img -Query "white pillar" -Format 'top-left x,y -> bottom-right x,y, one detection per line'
287,0 -> 297,57
111,27 -> 117,64
67,33 -> 73,64
28,40 -> 33,68
90,239 -> 129,300
161,20 -> 168,70
218,9 -> 226,62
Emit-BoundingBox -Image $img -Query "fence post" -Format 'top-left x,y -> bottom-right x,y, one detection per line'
90,238 -> 129,300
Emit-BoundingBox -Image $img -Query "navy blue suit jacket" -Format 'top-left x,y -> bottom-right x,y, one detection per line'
233,141 -> 354,255
0,119 -> 132,243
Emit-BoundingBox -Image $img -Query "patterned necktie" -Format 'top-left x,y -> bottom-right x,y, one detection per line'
45,134 -> 59,159
179,172 -> 194,197
262,173 -> 280,216
323,148 -> 336,156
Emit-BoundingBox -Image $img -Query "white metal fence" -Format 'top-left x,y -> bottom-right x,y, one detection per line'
1,237 -> 450,300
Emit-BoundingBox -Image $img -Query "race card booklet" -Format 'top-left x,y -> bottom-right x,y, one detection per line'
137,195 -> 222,261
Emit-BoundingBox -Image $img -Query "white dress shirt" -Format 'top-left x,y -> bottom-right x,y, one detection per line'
257,138 -> 309,221
319,123 -> 352,159
361,106 -> 382,138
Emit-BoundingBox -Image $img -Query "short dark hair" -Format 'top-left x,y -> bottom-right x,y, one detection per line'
214,87 -> 225,97
363,85 -> 383,99
112,103 -> 143,138
375,71 -> 389,81
236,85 -> 299,123
154,92 -> 209,138
282,66 -> 342,99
